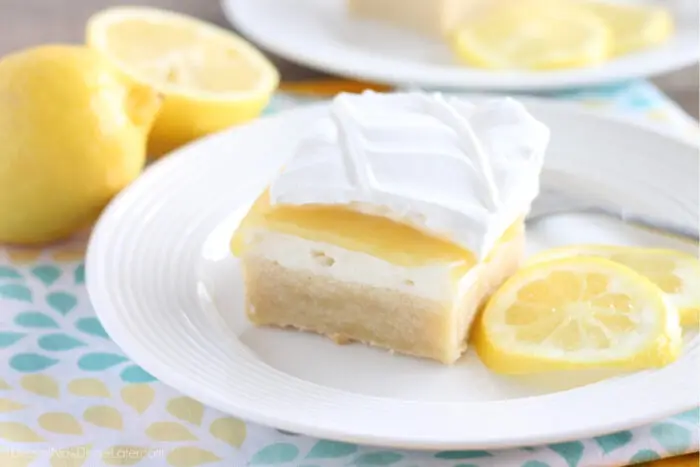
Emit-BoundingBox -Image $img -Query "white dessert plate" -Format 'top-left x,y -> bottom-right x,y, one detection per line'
86,96 -> 700,450
221,0 -> 699,91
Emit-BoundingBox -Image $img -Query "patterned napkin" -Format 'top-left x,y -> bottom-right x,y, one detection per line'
0,80 -> 698,467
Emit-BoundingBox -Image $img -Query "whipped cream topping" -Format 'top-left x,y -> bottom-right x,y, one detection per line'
268,91 -> 550,260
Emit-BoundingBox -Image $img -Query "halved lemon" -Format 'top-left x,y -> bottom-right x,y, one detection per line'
583,1 -> 674,57
528,245 -> 700,326
474,256 -> 682,374
86,7 -> 280,156
451,1 -> 611,70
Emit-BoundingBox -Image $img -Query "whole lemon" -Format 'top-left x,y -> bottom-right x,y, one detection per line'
0,45 -> 161,244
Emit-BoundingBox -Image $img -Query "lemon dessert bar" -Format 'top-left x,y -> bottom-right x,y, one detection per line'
230,91 -> 550,364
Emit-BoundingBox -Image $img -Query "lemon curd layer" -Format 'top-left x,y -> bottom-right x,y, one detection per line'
231,191 -> 521,275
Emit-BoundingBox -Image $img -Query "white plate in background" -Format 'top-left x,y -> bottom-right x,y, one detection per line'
221,0 -> 698,91
86,97 -> 699,450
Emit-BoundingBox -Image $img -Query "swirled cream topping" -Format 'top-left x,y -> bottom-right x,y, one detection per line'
268,91 -> 550,260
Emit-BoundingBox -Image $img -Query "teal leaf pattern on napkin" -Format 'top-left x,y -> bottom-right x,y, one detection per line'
626,90 -> 655,111
14,311 -> 59,329
454,464 -> 479,467
75,317 -> 108,339
629,449 -> 661,463
435,451 -> 491,459
30,265 -> 61,286
651,422 -> 692,453
549,441 -> 584,467
78,353 -> 128,371
10,353 -> 58,372
74,263 -> 85,284
38,333 -> 86,351
0,284 -> 32,302
351,451 -> 404,465
46,291 -> 77,315
120,366 -> 156,383
594,430 -> 633,454
522,462 -> 551,467
0,266 -> 22,279
305,440 -> 358,459
673,408 -> 700,425
0,332 -> 26,348
250,443 -> 299,465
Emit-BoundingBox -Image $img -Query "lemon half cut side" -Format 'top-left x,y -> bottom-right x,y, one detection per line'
86,7 -> 280,156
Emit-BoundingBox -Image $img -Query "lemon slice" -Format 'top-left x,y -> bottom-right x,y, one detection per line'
528,245 -> 700,326
583,1 -> 674,56
474,256 -> 682,374
86,7 -> 280,156
451,1 -> 610,70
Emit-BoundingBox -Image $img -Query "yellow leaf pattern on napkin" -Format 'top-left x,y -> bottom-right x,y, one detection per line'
210,417 -> 246,448
21,374 -> 59,398
0,397 -> 25,412
50,445 -> 91,467
146,422 -> 197,441
51,247 -> 86,262
0,378 -> 11,389
83,405 -> 123,430
0,422 -> 44,442
582,99 -> 606,108
7,249 -> 42,264
647,109 -> 670,121
0,450 -> 37,467
167,447 -> 220,467
102,446 -> 150,466
121,384 -> 154,414
39,412 -> 83,435
68,378 -> 110,398
167,397 -> 204,426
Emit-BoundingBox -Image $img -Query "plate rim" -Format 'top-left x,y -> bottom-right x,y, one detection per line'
221,0 -> 700,91
86,97 -> 700,450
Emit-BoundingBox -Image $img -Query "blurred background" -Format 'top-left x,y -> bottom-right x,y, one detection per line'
0,3 -> 698,467
2,0 -> 698,117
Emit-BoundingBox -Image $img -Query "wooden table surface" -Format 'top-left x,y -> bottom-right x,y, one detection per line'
1,0 -> 698,119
